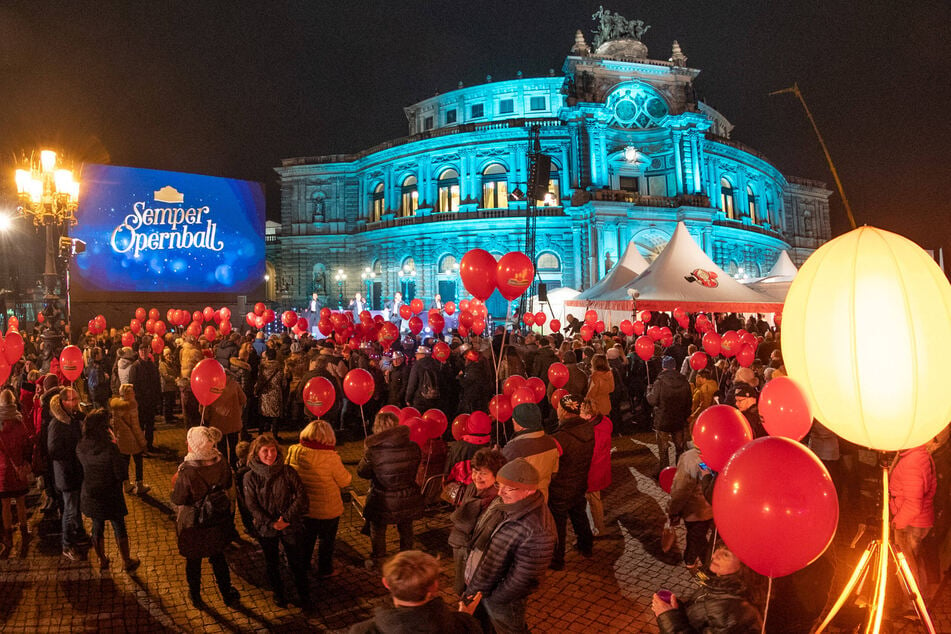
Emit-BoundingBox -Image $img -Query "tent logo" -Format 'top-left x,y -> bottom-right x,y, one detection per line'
685,268 -> 719,288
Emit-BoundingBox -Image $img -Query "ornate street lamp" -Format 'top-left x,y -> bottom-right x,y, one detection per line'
361,267 -> 376,309
334,269 -> 346,308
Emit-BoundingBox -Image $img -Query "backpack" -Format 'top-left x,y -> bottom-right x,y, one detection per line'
419,367 -> 440,401
196,483 -> 232,528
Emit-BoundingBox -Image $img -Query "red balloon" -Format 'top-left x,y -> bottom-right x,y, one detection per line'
0,358 -> 9,386
190,358 -> 226,406
759,376 -> 813,441
261,308 -> 274,325
634,335 -> 654,361
522,313 -> 535,327
186,322 -> 202,338
550,388 -> 569,410
130,319 -> 142,335
173,310 -> 185,326
693,405 -> 754,472
510,386 -> 536,407
153,320 -> 167,337
379,405 -> 401,418
318,318 -> 334,336
398,304 -> 412,320
191,310 -> 203,324
459,311 -> 474,329
457,325 -> 469,338
316,307 -> 329,319
702,331 -> 722,357
59,345 -> 85,383
471,318 -> 486,336
489,394 -> 513,423
584,310 -> 598,325
253,302 -> 266,316
432,341 -> 450,364
146,308 -> 158,321
534,312 -> 546,326
422,409 -> 448,438
547,362 -> 569,388
580,324 -> 594,341
458,300 -> 470,313
202,306 -> 215,323
409,298 -> 424,315
549,319 -> 561,333
144,319 -> 155,334
303,377 -> 335,417
135,307 -> 146,322
713,436 -> 838,578
296,317 -> 308,332
34,314 -> 43,324
282,310 -> 298,328
658,466 -> 677,493
736,343 -> 755,368
429,313 -> 445,334
408,316 -> 423,335
203,325 -> 217,342
3,331 -> 24,365
467,410 -> 492,435
343,368 -> 375,405
525,377 -> 546,403
451,414 -> 470,441
219,307 -> 231,322
633,321 -> 646,336
673,307 -> 687,323
619,320 -> 634,336
647,325 -> 663,341
219,320 -> 233,336
502,375 -> 526,397
495,251 -> 534,301
403,417 -> 428,447
151,337 -> 165,356
639,311 -> 652,323
121,332 -> 135,348
720,331 -> 739,358
444,302 -> 455,316
689,351 -> 708,371
254,314 -> 266,329
399,407 -> 421,425
594,320 -> 605,334
460,249 -> 498,301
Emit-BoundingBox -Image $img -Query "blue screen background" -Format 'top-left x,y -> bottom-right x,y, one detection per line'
71,164 -> 265,293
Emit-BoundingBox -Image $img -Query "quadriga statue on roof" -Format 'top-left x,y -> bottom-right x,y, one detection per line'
592,5 -> 651,48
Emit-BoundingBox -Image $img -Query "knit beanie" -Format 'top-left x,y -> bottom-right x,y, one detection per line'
185,426 -> 223,462
559,394 -> 582,415
512,402 -> 542,432
496,458 -> 539,490
662,355 -> 677,370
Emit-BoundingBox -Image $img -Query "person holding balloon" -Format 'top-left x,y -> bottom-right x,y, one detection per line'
178,336 -> 205,428
666,444 -> 714,571
732,383 -> 765,438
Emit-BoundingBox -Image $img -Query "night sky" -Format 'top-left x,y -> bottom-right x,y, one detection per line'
1,1 -> 948,256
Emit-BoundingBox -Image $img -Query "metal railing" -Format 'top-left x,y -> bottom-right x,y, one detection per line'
356,205 -> 567,232
588,190 -> 711,208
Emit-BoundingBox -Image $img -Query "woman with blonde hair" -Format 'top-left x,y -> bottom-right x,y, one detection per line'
110,384 -> 149,495
585,353 -> 615,420
286,420 -> 352,577
0,389 -> 32,557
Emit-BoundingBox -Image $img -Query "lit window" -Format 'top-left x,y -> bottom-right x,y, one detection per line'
721,177 -> 736,219
529,96 -> 546,111
446,109 -> 457,125
470,103 -> 484,119
499,98 -> 514,114
747,185 -> 758,223
423,116 -> 434,130
537,252 -> 561,272
438,254 -> 458,274
437,169 -> 460,212
482,164 -> 508,209
370,182 -> 385,222
400,176 -> 418,217
536,168 -> 561,206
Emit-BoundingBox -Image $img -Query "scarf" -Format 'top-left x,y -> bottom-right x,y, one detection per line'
301,439 -> 336,451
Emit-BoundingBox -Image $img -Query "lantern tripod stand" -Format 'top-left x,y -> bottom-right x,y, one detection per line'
816,468 -> 935,634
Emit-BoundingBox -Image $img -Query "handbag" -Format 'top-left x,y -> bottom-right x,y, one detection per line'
440,481 -> 464,506
661,518 -> 677,553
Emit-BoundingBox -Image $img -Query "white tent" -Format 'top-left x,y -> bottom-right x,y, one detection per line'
528,286 -> 580,326
575,241 -> 650,301
746,250 -> 798,301
566,222 -> 783,317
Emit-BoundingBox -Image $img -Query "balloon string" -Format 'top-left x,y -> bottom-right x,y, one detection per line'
200,403 -> 206,426
761,576 -> 772,634
360,403 -> 368,439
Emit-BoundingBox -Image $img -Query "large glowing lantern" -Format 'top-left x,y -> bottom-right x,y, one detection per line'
782,226 -> 951,450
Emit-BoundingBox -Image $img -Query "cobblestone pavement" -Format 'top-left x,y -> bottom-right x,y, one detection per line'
0,419 -> 946,632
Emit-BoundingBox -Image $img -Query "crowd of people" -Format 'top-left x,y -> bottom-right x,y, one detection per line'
0,305 -> 948,632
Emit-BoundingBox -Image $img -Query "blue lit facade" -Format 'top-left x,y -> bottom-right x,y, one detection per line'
268,31 -> 831,313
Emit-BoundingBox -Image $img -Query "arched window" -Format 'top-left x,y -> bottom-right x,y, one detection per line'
401,257 -> 417,276
400,176 -> 418,217
537,162 -> 561,206
370,182 -> 385,222
765,191 -> 775,227
747,185 -> 758,224
438,254 -> 458,274
720,177 -> 736,220
482,164 -> 508,209
437,169 -> 460,212
372,259 -> 383,275
727,260 -> 739,276
537,252 -> 561,272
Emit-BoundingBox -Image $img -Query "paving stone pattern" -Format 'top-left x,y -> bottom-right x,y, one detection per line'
0,420 -> 945,632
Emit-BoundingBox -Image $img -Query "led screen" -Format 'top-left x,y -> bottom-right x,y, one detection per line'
71,164 -> 265,294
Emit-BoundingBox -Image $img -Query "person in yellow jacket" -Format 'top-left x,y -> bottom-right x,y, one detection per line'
688,369 -> 718,433
109,384 -> 149,495
285,419 -> 352,577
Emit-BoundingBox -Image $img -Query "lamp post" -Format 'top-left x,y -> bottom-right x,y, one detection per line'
401,263 -> 416,301
361,267 -> 376,309
334,269 -> 346,308
13,150 -> 79,344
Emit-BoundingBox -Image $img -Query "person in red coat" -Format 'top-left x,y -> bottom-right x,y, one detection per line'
0,389 -> 34,558
582,398 -> 613,536
890,444 -> 938,590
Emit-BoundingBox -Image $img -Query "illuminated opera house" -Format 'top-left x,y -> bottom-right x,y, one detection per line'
267,13 -> 831,315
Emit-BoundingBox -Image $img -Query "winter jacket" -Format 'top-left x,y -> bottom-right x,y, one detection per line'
0,412 -> 33,494
647,369 -> 693,433
889,446 -> 937,530
563,363 -> 589,398
76,436 -> 128,521
549,416 -> 595,513
47,395 -> 85,492
444,436 -> 492,485
587,415 -> 613,493
109,396 -> 147,456
285,443 -> 352,520
501,431 -> 560,501
585,369 -> 615,418
416,437 -> 447,489
203,378 -> 246,435
214,338 -> 239,367
229,358 -> 253,397
85,361 -> 111,405
349,596 -> 481,634
457,360 -> 493,414
689,379 -> 718,424
449,482 -> 498,549
255,358 -> 284,418
356,425 -> 423,524
179,341 -> 204,381
667,448 -> 714,522
405,356 -> 443,411
283,352 -> 307,398
116,357 -> 135,390
159,356 -> 179,393
170,456 -> 234,559
385,363 -> 409,407
656,570 -> 763,634
530,346 -> 559,380
465,490 -> 557,604
243,456 -> 308,540
130,357 -> 161,413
